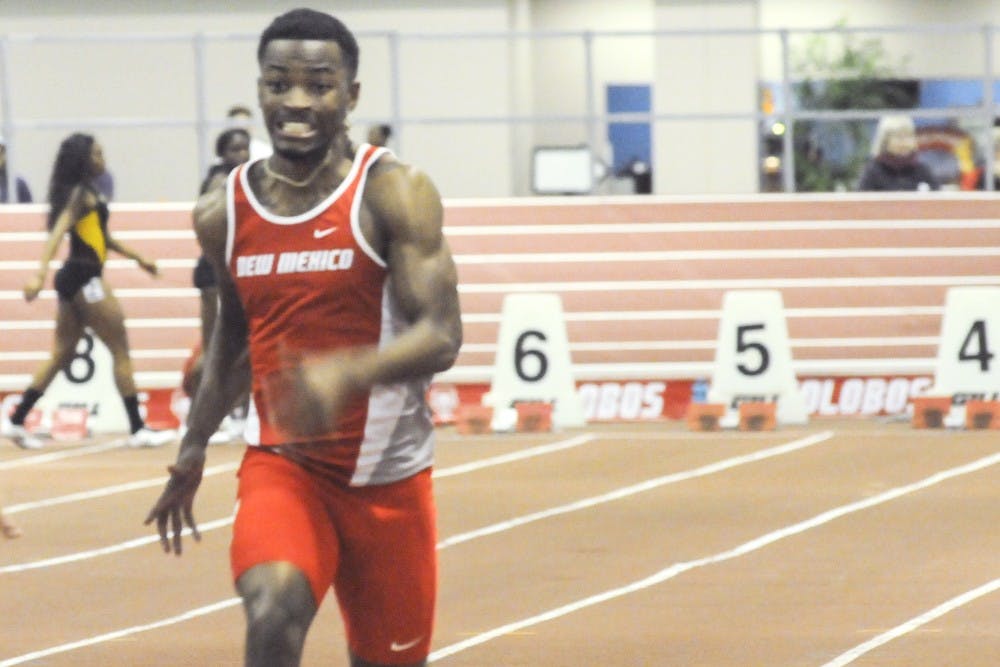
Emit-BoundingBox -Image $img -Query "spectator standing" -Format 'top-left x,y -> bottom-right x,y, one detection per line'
366,123 -> 392,148
185,128 -> 251,441
0,135 -> 33,203
857,115 -> 939,192
227,104 -> 273,162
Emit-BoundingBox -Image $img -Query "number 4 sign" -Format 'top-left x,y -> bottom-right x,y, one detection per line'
488,293 -> 585,428
708,290 -> 808,425
931,286 -> 1000,400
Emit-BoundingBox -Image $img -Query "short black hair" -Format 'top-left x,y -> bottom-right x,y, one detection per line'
226,105 -> 253,119
215,128 -> 250,158
257,8 -> 359,78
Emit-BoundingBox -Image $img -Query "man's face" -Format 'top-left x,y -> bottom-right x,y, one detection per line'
221,134 -> 251,168
257,39 -> 359,160
885,128 -> 917,157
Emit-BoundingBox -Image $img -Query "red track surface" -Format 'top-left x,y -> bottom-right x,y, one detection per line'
1,419 -> 998,665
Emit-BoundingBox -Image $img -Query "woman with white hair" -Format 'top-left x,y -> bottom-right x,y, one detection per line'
857,115 -> 939,191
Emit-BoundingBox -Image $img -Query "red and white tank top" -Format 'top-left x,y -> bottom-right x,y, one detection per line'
225,144 -> 434,486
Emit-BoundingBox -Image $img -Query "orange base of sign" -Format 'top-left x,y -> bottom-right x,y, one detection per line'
455,404 -> 493,435
686,403 -> 726,431
965,400 -> 1000,430
516,402 -> 553,433
738,402 -> 777,431
911,396 -> 952,429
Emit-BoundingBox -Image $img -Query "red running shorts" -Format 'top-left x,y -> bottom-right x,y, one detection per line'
231,447 -> 437,664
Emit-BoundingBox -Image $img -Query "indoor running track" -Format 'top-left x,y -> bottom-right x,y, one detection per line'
1,419 -> 998,666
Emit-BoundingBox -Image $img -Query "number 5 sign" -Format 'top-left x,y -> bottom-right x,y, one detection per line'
708,290 -> 808,425
488,293 -> 585,427
931,287 -> 1000,399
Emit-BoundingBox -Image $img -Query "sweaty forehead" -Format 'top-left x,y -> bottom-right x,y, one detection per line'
260,39 -> 345,71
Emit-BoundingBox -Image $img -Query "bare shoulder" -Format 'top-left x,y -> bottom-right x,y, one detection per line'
193,185 -> 228,258
67,184 -> 97,214
52,185 -> 97,233
365,154 -> 444,244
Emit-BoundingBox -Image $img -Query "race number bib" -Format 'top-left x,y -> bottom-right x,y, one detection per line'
81,276 -> 106,304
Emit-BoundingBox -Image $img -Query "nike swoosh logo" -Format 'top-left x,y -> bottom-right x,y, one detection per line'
390,637 -> 423,652
313,227 -> 336,239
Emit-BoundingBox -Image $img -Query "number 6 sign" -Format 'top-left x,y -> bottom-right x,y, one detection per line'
709,290 -> 808,425
488,293 -> 585,427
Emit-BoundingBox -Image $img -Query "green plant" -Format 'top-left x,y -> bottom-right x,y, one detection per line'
790,23 -> 909,191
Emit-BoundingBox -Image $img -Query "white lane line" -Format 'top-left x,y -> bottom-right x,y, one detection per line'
441,220 -> 1000,235
0,598 -> 243,667
0,439 -> 127,470
460,337 -> 936,354
437,431 -> 834,549
820,577 -> 1000,667
0,434 -> 598,573
4,462 -> 240,515
453,247 -> 1000,265
0,517 -> 236,574
0,349 -> 191,362
5,434 -> 594,514
0,431 -> 833,663
433,433 -> 596,478
427,450 -> 1000,663
456,275 -> 1000,294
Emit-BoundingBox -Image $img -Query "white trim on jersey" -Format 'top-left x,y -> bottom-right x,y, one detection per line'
238,147 -> 368,225
350,144 -> 391,269
351,280 -> 419,485
224,165 -> 241,266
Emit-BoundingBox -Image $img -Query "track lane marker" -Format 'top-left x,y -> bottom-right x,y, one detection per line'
437,431 -> 834,549
0,599 -> 242,667
5,462 -> 239,514
0,430 -> 840,663
427,450 -> 1000,662
820,576 -> 1000,666
0,517 -> 236,574
432,433 -> 596,478
0,439 -> 127,470
0,434 -> 599,572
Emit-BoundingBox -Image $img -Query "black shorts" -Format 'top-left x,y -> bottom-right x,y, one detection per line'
54,260 -> 103,302
193,255 -> 217,290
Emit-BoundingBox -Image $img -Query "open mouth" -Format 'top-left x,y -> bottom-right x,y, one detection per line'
277,121 -> 316,139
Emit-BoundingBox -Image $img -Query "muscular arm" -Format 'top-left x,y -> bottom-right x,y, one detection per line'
184,187 -> 251,444
278,160 -> 462,435
358,161 -> 462,383
145,186 -> 249,554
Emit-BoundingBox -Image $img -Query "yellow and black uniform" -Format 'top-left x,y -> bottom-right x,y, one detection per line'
53,189 -> 110,302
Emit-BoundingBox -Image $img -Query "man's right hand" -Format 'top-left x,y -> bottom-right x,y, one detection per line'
144,446 -> 206,555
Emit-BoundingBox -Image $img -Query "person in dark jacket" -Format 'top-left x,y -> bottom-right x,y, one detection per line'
0,136 -> 33,203
857,115 -> 939,192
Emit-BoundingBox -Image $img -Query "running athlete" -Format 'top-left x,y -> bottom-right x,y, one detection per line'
146,9 -> 462,667
3,133 -> 174,450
